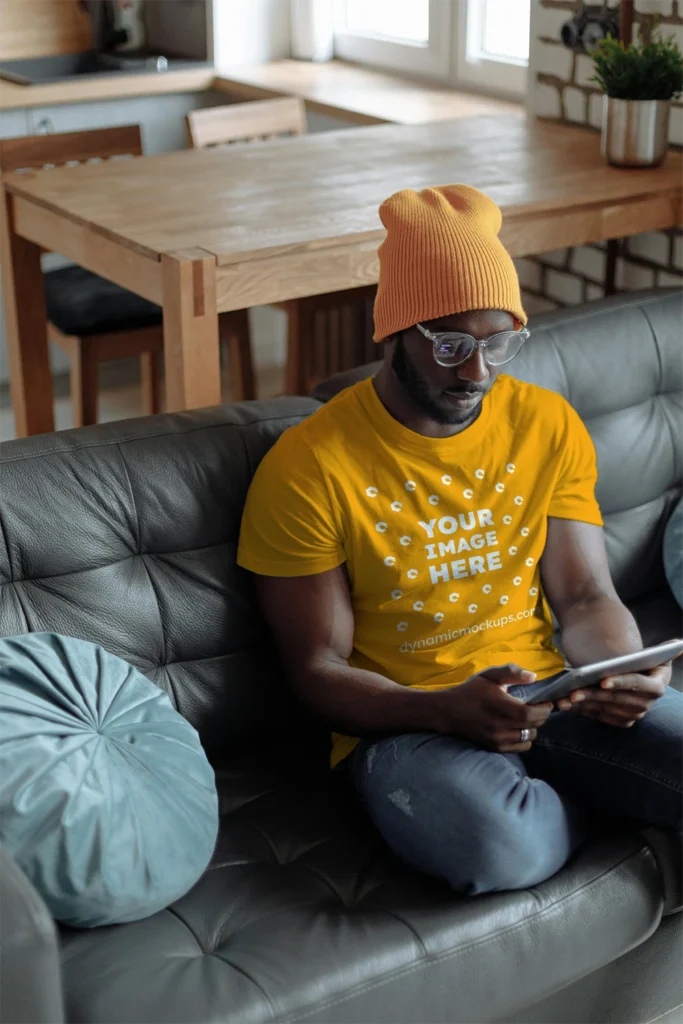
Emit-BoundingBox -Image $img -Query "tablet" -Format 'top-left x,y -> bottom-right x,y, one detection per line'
524,638 -> 683,704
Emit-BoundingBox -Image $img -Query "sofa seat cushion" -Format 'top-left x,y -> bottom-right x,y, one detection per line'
44,267 -> 161,337
58,766 -> 664,1024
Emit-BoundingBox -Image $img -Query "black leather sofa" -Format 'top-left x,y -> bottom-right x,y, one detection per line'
1,290 -> 681,1024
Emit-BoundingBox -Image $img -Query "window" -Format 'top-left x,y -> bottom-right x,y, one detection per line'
457,0 -> 530,95
333,0 -> 451,79
342,0 -> 429,43
333,0 -> 530,96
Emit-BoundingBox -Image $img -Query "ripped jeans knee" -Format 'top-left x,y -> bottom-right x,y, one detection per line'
349,731 -> 585,895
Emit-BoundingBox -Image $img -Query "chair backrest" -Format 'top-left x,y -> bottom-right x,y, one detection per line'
0,125 -> 142,174
186,98 -> 308,149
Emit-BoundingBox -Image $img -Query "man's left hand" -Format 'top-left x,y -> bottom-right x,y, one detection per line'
557,662 -> 672,727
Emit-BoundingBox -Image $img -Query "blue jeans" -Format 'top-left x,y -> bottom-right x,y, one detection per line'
349,684 -> 683,895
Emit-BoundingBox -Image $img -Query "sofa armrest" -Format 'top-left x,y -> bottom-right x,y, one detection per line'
641,827 -> 683,916
0,846 -> 65,1024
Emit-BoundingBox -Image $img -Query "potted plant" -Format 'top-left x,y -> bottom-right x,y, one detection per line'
591,17 -> 683,167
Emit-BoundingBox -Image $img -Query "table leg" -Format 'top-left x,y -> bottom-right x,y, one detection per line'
0,187 -> 54,437
161,250 -> 221,412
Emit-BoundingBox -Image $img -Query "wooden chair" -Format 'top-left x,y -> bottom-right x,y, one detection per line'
186,99 -> 377,395
0,126 -> 164,426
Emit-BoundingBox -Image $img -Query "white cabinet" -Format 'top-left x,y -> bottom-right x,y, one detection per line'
24,89 -> 225,153
0,108 -> 30,138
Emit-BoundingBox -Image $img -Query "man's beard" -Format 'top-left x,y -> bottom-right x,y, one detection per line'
391,335 -> 485,426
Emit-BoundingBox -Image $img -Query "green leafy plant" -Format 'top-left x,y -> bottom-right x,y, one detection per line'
591,17 -> 683,100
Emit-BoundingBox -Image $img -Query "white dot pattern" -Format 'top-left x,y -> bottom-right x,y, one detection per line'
372,468 -> 536,636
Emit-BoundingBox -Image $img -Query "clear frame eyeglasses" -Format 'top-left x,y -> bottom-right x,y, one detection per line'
416,322 -> 530,368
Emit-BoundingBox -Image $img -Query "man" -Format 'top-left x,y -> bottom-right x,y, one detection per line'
238,184 -> 682,894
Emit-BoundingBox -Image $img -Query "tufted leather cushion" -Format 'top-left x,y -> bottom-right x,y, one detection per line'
0,403 -> 328,1023
44,266 -> 161,337
0,401 -> 326,768
663,497 -> 683,608
57,767 -> 665,1024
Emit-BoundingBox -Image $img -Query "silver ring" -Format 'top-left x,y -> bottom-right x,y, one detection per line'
520,728 -> 532,743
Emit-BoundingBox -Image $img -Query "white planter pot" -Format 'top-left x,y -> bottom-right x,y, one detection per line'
290,0 -> 334,62
601,96 -> 671,168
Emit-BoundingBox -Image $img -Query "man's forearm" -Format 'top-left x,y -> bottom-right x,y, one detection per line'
293,656 -> 443,737
560,595 -> 642,667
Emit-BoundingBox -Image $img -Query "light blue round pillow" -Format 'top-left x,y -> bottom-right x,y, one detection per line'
0,633 -> 219,928
664,497 -> 683,609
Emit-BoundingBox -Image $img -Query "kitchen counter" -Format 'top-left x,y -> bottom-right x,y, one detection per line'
213,60 -> 522,126
0,65 -> 216,110
0,60 -> 520,126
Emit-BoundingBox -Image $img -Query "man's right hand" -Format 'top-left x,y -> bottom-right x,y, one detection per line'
431,663 -> 553,753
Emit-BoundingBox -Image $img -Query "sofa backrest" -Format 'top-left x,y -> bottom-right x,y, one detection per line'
1,291 -> 680,762
0,400 -> 324,765
512,290 -> 682,601
313,290 -> 683,603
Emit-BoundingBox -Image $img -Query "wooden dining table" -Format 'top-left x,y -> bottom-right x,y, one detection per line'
2,113 -> 681,436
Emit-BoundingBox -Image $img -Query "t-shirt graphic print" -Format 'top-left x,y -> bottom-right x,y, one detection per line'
238,375 -> 603,765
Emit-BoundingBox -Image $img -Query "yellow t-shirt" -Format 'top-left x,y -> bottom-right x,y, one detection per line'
238,375 -> 603,766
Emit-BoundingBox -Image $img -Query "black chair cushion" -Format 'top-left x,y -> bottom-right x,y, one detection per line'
44,266 -> 161,337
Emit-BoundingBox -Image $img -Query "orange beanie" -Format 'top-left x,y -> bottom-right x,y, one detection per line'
373,183 -> 526,341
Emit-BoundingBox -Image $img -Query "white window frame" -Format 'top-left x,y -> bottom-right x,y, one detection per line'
331,0 -> 528,98
333,0 -> 452,81
456,0 -> 528,98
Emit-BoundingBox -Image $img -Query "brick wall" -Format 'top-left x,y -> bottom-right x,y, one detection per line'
520,0 -> 683,313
